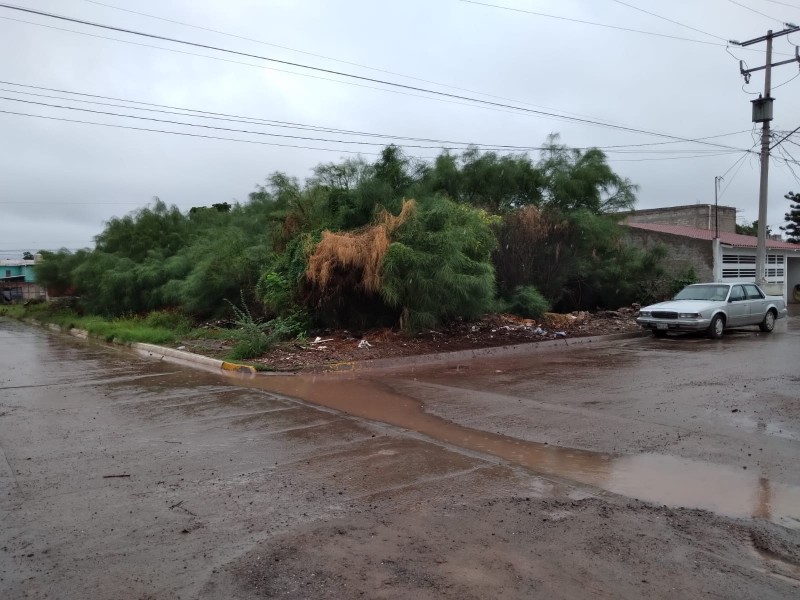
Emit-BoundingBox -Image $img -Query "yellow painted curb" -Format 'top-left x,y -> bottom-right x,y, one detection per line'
326,361 -> 355,372
221,361 -> 257,374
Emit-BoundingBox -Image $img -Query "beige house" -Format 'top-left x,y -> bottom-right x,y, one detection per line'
624,204 -> 800,303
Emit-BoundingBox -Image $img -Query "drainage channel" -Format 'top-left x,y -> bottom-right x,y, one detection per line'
231,371 -> 800,527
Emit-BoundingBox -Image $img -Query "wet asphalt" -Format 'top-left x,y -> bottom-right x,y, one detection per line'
1,309 -> 799,598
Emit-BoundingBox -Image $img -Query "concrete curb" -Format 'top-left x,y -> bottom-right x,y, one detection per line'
323,330 -> 649,372
10,314 -> 644,377
15,318 -> 257,374
132,342 -> 256,374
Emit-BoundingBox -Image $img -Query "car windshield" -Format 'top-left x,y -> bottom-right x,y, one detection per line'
673,284 -> 729,301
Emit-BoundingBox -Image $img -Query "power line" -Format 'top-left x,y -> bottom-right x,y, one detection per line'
607,152 -> 742,162
0,107 -> 746,162
73,0 -> 611,124
2,94 -> 734,154
763,0 -> 800,9
457,0 -> 795,57
0,5 -> 758,153
456,0 -> 724,45
0,81 -> 752,153
0,7 -> 678,137
719,144 -> 759,198
2,14 -> 558,124
775,144 -> 800,185
609,0 -> 727,41
727,0 -> 786,24
772,125 -> 800,149
0,3 -> 634,128
772,69 -> 800,89
0,108 -> 410,156
0,94 -> 553,151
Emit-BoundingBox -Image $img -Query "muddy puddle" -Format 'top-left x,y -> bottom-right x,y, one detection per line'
223,370 -> 800,527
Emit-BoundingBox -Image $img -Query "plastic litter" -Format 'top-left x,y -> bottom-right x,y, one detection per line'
358,339 -> 372,349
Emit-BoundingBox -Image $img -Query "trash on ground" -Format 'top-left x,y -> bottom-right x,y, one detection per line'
358,339 -> 372,349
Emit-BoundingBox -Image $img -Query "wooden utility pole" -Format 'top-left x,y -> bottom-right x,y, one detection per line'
733,26 -> 799,286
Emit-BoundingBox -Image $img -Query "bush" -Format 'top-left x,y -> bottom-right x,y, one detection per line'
226,295 -> 271,359
669,266 -> 698,296
258,271 -> 294,316
267,310 -> 311,342
506,286 -> 550,318
381,197 -> 497,331
143,309 -> 192,333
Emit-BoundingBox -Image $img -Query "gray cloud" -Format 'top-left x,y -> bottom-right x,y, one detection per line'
1,0 -> 799,258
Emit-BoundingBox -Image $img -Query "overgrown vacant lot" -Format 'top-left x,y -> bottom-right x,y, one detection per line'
29,141 -> 691,363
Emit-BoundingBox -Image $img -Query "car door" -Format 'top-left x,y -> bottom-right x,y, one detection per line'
743,284 -> 767,325
726,285 -> 748,326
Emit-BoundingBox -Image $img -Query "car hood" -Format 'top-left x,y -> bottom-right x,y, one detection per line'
641,300 -> 721,313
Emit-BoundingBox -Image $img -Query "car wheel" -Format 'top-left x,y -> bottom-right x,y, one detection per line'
759,310 -> 776,333
653,329 -> 668,338
707,314 -> 724,339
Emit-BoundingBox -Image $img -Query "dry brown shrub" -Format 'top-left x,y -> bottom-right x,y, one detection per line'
376,198 -> 415,233
494,205 -> 571,299
306,199 -> 415,298
541,312 -> 577,329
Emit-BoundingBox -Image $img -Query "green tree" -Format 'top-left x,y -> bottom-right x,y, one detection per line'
381,197 -> 498,331
417,148 -> 543,213
780,191 -> 800,243
95,198 -> 189,262
538,134 -> 637,213
35,249 -> 90,296
29,139 -> 658,328
736,220 -> 772,237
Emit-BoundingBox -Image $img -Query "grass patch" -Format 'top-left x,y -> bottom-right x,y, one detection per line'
0,305 -> 27,319
1,305 -> 182,345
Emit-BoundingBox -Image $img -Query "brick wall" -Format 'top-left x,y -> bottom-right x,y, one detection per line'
624,204 -> 737,234
626,228 -> 714,281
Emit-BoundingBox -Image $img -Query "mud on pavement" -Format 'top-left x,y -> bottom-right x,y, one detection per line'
2,318 -> 800,599
208,497 -> 800,600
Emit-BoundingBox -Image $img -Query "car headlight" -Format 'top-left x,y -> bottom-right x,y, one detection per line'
639,310 -> 651,317
679,313 -> 700,318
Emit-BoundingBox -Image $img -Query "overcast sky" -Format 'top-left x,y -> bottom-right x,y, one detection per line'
1,0 -> 800,257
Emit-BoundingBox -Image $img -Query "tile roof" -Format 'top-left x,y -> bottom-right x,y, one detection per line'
625,222 -> 800,250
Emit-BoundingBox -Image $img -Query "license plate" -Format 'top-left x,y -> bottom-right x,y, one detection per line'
656,323 -> 669,330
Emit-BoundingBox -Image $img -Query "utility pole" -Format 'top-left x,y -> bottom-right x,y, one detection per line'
732,25 -> 800,287
714,175 -> 722,239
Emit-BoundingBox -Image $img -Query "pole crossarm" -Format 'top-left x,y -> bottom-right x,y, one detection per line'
741,47 -> 800,76
731,25 -> 799,47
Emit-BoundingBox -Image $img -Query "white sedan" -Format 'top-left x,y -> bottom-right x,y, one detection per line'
636,282 -> 788,339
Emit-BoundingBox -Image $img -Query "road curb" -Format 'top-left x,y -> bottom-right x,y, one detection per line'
14,318 -> 257,374
9,314 -> 643,377
132,343 -> 255,373
324,330 -> 649,372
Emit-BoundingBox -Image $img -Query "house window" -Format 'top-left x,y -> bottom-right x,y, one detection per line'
4,270 -> 10,278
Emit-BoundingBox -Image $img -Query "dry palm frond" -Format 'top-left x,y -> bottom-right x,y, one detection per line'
306,199 -> 415,297
376,198 -> 415,233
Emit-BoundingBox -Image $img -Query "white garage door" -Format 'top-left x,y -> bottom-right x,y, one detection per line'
721,252 -> 784,283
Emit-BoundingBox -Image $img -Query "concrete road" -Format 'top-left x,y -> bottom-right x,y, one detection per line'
1,316 -> 799,599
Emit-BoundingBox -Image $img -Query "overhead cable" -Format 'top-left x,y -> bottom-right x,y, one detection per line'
0,81 -> 752,153
0,4 -> 757,152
